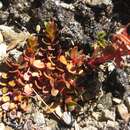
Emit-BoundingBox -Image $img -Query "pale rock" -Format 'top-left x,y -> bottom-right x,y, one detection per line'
0,123 -> 5,130
83,126 -> 98,130
125,96 -> 130,112
97,104 -> 104,110
106,120 -> 119,130
113,97 -> 122,104
9,49 -> 22,62
55,105 -> 62,117
74,121 -> 81,130
0,32 -> 3,43
98,122 -> 107,129
33,112 -> 45,126
108,62 -> 115,72
92,112 -> 102,120
0,43 -> 7,62
86,0 -> 112,6
117,104 -> 130,122
102,109 -> 115,121
45,119 -> 59,130
0,25 -> 30,50
0,1 -> 3,9
4,126 -> 13,130
62,112 -> 72,125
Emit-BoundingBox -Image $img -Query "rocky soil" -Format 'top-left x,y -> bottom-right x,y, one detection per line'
0,0 -> 130,130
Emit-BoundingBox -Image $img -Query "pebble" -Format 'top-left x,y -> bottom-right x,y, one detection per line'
125,96 -> 130,112
98,93 -> 112,109
46,119 -> 59,130
4,126 -> 13,130
0,43 -> 7,62
117,104 -> 130,122
33,112 -> 45,126
113,97 -> 122,104
92,112 -> 102,120
0,123 -> 5,130
106,120 -> 119,130
62,112 -> 72,125
0,32 -> 3,43
0,1 -> 3,9
55,105 -> 62,117
102,109 -> 115,121
86,0 -> 112,6
108,62 -> 115,72
83,126 -> 98,130
9,49 -> 22,62
97,104 -> 104,110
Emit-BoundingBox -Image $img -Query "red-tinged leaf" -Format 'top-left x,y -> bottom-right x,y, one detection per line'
8,80 -> 16,87
44,20 -> 57,42
65,97 -> 77,111
46,62 -> 55,70
51,88 -> 59,96
87,30 -> 130,68
32,60 -> 45,69
27,35 -> 38,51
114,56 -> 124,68
25,48 -> 35,58
71,46 -> 78,60
59,55 -> 68,65
50,78 -> 54,88
66,63 -> 77,74
87,53 -> 116,68
70,47 -> 85,66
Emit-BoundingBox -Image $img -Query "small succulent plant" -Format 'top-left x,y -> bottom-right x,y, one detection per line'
0,20 -> 130,116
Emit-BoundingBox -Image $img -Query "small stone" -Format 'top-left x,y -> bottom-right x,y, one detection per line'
55,105 -> 62,117
102,109 -> 115,121
62,112 -> 72,125
86,0 -> 112,5
98,122 -> 107,129
46,119 -> 59,130
0,123 -> 5,130
113,98 -> 122,104
97,104 -> 104,110
9,49 -> 23,62
0,43 -> 7,62
117,104 -> 130,122
4,126 -> 13,130
98,93 -> 112,109
108,62 -> 115,72
0,1 -> 3,9
106,120 -> 119,130
33,112 -> 45,126
83,126 -> 98,130
125,96 -> 130,111
36,25 -> 41,33
0,32 -> 3,42
92,112 -> 102,120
